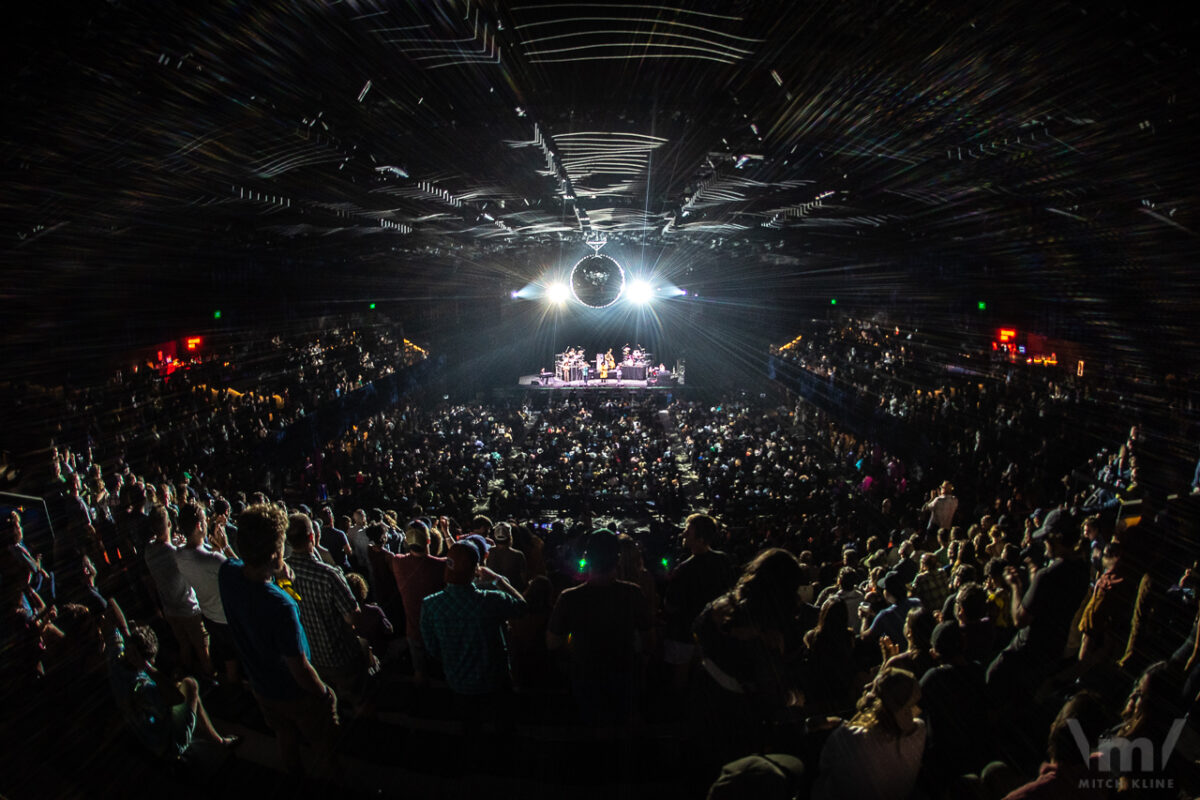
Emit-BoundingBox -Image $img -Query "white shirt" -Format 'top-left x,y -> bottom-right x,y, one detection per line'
144,540 -> 200,618
923,494 -> 959,530
174,544 -> 228,624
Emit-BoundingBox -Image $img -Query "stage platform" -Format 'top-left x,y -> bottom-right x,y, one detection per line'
517,374 -> 682,390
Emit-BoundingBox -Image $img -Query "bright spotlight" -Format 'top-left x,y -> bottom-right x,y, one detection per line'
627,279 -> 654,305
510,290 -> 520,299
546,283 -> 570,304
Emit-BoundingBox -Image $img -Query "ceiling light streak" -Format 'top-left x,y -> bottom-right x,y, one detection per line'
524,42 -> 750,60
528,53 -> 738,65
519,29 -> 755,56
511,3 -> 742,22
514,16 -> 761,45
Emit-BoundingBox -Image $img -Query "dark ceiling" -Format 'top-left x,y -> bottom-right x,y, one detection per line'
3,0 -> 1199,367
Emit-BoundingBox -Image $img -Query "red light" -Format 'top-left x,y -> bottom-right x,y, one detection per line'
186,337 -> 202,351
998,328 -> 1016,342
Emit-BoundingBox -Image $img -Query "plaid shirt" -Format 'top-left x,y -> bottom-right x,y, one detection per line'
420,583 -> 526,695
911,568 -> 951,612
286,551 -> 359,670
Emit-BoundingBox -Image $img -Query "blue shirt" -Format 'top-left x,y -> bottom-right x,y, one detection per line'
420,583 -> 525,695
218,559 -> 310,700
868,598 -> 923,649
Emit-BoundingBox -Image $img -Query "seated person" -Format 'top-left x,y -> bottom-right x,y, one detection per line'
104,596 -> 238,758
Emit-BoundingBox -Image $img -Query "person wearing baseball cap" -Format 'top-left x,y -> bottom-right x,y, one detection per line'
485,522 -> 527,592
419,542 -> 526,706
390,520 -> 445,685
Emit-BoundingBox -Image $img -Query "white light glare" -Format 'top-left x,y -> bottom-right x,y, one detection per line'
546,283 -> 570,304
627,280 -> 654,305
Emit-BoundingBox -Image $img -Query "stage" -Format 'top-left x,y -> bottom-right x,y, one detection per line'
517,374 -> 682,390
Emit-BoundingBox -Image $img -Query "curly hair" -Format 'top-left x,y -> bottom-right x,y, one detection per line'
849,667 -> 921,743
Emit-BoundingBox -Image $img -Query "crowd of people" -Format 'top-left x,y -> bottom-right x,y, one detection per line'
3,316 -> 1200,798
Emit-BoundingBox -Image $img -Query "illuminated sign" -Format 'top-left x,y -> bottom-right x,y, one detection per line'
186,337 -> 202,351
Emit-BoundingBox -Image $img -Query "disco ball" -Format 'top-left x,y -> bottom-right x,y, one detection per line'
570,254 -> 625,308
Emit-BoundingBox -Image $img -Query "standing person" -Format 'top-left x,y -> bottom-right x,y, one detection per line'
346,508 -> 371,583
218,504 -> 339,777
391,520 -> 446,685
466,515 -> 494,542
986,508 -> 1089,709
663,513 -> 735,690
420,542 -> 525,717
922,481 -> 959,533
285,514 -> 370,714
547,530 -> 651,724
174,502 -> 239,685
365,522 -> 403,625
318,506 -> 352,573
486,522 -> 527,592
141,506 -> 210,677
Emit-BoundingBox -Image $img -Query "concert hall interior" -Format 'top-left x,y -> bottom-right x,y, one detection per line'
3,1 -> 1200,798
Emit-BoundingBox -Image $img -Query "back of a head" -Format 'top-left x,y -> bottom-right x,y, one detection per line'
178,501 -> 204,537
445,542 -> 479,585
930,619 -> 965,662
285,513 -> 313,547
955,582 -> 988,623
366,521 -> 388,546
737,549 -> 802,626
1048,691 -> 1107,766
854,667 -> 920,738
881,571 -> 908,602
125,482 -> 147,511
707,754 -> 805,800
405,519 -> 430,550
906,606 -> 935,651
837,566 -> 857,590
584,529 -> 621,576
238,504 -> 288,569
817,596 -> 850,637
687,513 -> 719,544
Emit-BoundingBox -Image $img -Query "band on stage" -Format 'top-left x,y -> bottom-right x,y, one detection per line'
554,345 -> 663,383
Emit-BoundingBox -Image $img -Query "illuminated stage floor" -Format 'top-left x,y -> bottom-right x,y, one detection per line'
517,374 -> 682,390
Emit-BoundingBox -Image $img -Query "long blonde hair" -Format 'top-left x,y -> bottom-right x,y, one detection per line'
849,667 -> 921,742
